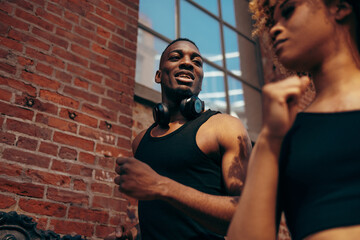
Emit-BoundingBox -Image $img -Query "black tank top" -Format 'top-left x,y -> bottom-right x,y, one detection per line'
135,110 -> 225,240
278,111 -> 360,240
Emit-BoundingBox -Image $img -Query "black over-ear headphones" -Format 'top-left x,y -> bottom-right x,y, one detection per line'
153,96 -> 205,127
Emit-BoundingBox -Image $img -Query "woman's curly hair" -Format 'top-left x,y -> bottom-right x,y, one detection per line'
249,0 -> 360,75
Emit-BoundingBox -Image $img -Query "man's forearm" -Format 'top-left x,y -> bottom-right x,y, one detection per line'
157,177 -> 239,235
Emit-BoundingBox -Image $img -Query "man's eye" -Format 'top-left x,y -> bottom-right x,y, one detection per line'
169,56 -> 180,60
194,60 -> 203,66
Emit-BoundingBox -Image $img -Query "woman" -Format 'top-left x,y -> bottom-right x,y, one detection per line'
227,0 -> 360,240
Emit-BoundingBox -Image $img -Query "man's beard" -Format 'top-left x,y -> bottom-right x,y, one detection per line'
164,86 -> 196,102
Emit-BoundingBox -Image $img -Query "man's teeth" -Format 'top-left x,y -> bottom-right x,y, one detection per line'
179,74 -> 190,79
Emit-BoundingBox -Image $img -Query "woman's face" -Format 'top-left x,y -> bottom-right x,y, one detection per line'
270,0 -> 335,71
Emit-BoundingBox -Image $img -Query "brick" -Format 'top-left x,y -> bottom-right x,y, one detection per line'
97,26 -> 110,39
36,7 -> 72,30
108,41 -> 135,59
99,121 -> 132,138
16,136 -> 38,150
96,8 -> 126,28
102,98 -> 132,116
79,126 -> 115,145
51,160 -> 93,177
89,62 -> 120,81
32,27 -> 68,49
55,28 -> 90,47
6,118 -> 52,140
0,11 -> 29,31
74,25 -> 106,45
95,225 -> 120,239
0,48 -> 8,58
117,137 -> 132,150
82,103 -> 116,121
19,198 -> 67,217
67,64 -> 102,83
110,34 -> 124,48
91,84 -> 105,95
36,113 -> 77,133
8,29 -> 50,51
59,108 -> 98,128
86,12 -> 116,31
107,90 -> 134,105
17,56 -> 34,66
94,168 -> 117,183
11,0 -> 34,11
0,75 -> 36,96
68,206 -> 109,223
0,88 -> 12,101
21,71 -> 60,90
15,96 -> 58,115
105,0 -> 126,12
52,46 -> 88,67
64,9 -> 79,23
70,44 -> 92,60
15,8 -> 53,31
39,89 -> 79,109
119,115 -> 134,128
0,193 -> 16,209
47,2 -> 63,15
73,178 -> 87,191
26,47 -> 65,69
53,131 -> 94,151
63,86 -> 99,103
36,62 -> 53,75
47,187 -> 89,205
0,36 -> 23,52
0,62 -> 16,74
92,43 -> 111,57
55,70 -> 72,83
0,177 -> 44,198
0,101 -> 34,120
105,78 -> 133,95
97,156 -> 115,170
74,77 -> 89,89
39,141 -> 58,156
78,152 -> 95,164
50,219 -> 94,237
93,195 -> 126,212
91,182 -> 112,195
0,131 -> 16,145
0,1 -> 13,13
2,148 -> 51,168
0,162 -> 23,177
96,143 -> 131,158
57,0 -> 94,16
59,147 -> 77,160
25,169 -> 71,187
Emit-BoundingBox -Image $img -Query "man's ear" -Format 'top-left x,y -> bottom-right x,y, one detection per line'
155,70 -> 161,83
335,0 -> 353,21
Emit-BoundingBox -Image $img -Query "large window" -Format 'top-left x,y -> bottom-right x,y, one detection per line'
135,0 -> 263,139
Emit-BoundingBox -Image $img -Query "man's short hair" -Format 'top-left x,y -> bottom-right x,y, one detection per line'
159,38 -> 199,67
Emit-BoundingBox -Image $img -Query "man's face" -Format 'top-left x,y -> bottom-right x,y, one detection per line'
156,41 -> 204,101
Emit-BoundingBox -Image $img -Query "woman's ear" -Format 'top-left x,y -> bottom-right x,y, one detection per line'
335,1 -> 353,21
155,70 -> 161,83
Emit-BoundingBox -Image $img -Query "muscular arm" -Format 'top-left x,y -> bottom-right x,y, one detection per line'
116,115 -> 251,235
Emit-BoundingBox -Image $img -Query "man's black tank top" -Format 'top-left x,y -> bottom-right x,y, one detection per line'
135,110 -> 225,240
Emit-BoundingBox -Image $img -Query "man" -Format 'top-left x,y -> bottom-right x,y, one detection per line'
110,38 -> 251,240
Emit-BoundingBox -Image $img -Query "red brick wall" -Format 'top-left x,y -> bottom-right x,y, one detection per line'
0,0 -> 139,239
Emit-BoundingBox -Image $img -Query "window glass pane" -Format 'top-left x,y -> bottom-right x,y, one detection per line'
180,0 -> 222,67
139,0 -> 175,39
191,0 -> 218,16
228,76 -> 245,124
135,29 -> 168,92
221,0 -> 235,26
199,63 -> 226,113
224,26 -> 241,77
